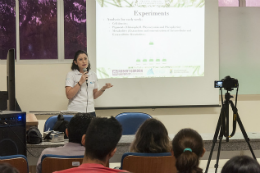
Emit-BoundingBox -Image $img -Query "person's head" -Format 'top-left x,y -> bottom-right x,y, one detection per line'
66,113 -> 94,144
171,128 -> 205,173
0,163 -> 19,173
130,118 -> 171,153
221,155 -> 260,173
82,116 -> 122,162
71,50 -> 91,72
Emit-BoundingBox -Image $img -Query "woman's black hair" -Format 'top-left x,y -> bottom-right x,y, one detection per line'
221,155 -> 260,173
172,128 -> 204,173
71,50 -> 91,71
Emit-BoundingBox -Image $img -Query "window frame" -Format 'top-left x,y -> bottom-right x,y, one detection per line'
240,0 -> 246,6
1,0 -> 258,64
244,0 -> 260,7
219,0 -> 257,7
0,0 -> 86,64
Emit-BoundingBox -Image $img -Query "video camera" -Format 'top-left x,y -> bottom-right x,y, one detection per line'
214,76 -> 239,91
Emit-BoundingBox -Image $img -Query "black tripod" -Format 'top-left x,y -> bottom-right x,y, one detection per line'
204,90 -> 256,173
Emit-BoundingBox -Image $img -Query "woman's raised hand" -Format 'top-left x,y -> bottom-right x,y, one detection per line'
103,83 -> 113,90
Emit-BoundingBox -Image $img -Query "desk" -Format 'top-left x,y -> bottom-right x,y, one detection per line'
26,113 -> 38,131
27,133 -> 260,172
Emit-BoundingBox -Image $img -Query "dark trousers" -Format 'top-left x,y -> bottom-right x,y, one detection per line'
89,112 -> 96,117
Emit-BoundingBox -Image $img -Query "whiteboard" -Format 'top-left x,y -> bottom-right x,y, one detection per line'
219,7 -> 260,94
86,0 -> 220,108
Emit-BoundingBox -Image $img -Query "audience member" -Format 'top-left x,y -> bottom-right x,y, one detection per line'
130,118 -> 171,153
36,113 -> 94,173
0,163 -> 19,173
172,128 -> 205,173
221,155 -> 260,173
54,116 -> 128,173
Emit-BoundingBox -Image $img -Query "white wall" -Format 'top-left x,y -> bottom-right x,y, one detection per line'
0,63 -> 70,112
219,7 -> 260,94
1,62 -> 259,135
33,95 -> 260,135
85,95 -> 260,135
1,6 -> 260,136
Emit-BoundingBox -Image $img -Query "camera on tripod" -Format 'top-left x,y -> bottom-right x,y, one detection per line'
214,76 -> 239,91
206,75 -> 256,173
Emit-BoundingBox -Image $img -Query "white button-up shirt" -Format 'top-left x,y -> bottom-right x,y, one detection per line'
65,70 -> 99,113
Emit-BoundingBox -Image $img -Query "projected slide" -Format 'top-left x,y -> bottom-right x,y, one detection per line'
96,0 -> 205,79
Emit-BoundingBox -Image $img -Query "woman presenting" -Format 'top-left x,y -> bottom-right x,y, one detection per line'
65,50 -> 112,117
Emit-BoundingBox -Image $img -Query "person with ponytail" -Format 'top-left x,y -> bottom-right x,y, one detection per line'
171,128 -> 205,173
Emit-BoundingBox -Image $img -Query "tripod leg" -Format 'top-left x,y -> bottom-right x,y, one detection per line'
229,100 -> 256,160
237,113 -> 256,160
214,128 -> 224,173
205,112 -> 222,173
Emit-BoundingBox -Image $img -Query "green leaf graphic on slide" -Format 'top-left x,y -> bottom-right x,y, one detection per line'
170,0 -> 205,8
196,0 -> 205,7
97,0 -> 133,7
97,68 -> 110,78
192,66 -> 203,76
97,0 -> 204,7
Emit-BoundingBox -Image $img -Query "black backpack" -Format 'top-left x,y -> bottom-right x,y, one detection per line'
27,126 -> 42,144
53,114 -> 69,138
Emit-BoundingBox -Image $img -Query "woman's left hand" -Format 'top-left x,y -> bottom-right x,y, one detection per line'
103,83 -> 113,90
94,83 -> 113,99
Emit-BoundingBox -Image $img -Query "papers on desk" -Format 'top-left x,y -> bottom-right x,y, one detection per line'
43,130 -> 64,143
